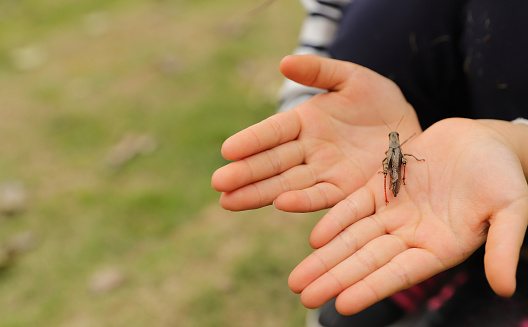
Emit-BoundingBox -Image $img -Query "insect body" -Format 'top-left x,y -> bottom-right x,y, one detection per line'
382,130 -> 424,205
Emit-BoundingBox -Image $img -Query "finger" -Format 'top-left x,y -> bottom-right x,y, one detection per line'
219,163 -> 321,211
289,214 -> 387,294
335,248 -> 445,315
273,183 -> 347,213
484,197 -> 528,297
221,110 -> 301,161
309,186 -> 377,248
280,55 -> 418,127
212,140 -> 304,192
299,234 -> 408,309
280,55 -> 358,92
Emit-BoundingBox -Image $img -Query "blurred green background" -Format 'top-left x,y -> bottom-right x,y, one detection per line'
0,0 -> 321,326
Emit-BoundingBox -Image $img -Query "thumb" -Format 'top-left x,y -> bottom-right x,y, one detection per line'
278,55 -> 414,124
484,197 -> 528,297
279,55 -> 362,92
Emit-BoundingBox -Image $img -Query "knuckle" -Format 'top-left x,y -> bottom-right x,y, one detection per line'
312,184 -> 329,210
388,260 -> 413,289
341,196 -> 359,220
318,184 -> 330,208
355,247 -> 380,272
359,279 -> 382,303
267,117 -> 283,146
276,174 -> 292,193
251,183 -> 264,206
337,228 -> 360,253
266,148 -> 282,174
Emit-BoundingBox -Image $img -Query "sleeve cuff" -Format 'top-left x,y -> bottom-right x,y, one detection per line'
512,118 -> 528,126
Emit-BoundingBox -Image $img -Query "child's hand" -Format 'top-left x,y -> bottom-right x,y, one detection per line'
212,55 -> 422,212
288,118 -> 528,315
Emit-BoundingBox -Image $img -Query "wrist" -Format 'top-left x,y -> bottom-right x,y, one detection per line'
511,119 -> 528,180
480,119 -> 528,180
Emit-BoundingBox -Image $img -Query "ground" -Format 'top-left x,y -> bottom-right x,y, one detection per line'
0,0 -> 320,326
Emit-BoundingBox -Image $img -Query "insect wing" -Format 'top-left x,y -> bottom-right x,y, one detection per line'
389,150 -> 403,196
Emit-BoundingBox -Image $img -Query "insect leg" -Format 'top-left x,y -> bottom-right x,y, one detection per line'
402,157 -> 407,185
384,170 -> 388,205
404,153 -> 425,161
382,159 -> 389,205
402,154 -> 424,185
399,133 -> 416,147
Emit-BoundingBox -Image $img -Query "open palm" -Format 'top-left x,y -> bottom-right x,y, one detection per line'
212,55 -> 422,212
288,118 -> 528,315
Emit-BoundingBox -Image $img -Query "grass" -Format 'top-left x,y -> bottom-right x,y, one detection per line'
0,0 -> 323,326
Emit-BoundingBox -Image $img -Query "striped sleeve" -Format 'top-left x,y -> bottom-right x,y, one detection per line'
278,0 -> 352,112
512,118 -> 528,126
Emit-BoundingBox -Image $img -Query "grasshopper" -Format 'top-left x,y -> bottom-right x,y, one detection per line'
382,118 -> 424,205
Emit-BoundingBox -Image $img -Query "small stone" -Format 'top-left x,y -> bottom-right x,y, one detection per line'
104,133 -> 158,169
0,181 -> 28,217
88,267 -> 126,295
0,232 -> 37,270
6,231 -> 37,254
11,45 -> 48,71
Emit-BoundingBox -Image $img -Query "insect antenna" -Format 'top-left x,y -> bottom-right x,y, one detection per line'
381,119 -> 392,131
381,115 -> 405,131
394,115 -> 405,131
